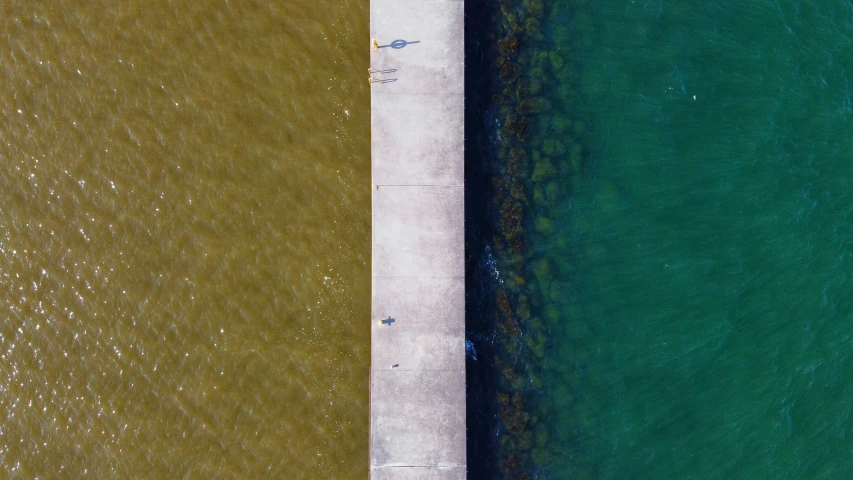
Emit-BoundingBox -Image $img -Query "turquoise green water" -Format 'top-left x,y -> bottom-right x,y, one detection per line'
547,1 -> 853,477
479,0 -> 853,478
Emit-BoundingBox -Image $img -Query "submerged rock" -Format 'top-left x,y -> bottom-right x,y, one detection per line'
508,146 -> 528,175
509,184 -> 527,204
531,447 -> 553,466
517,116 -> 531,141
530,51 -> 551,79
516,295 -> 531,320
505,114 -> 520,134
525,0 -> 545,18
500,62 -> 522,81
519,431 -> 534,451
529,370 -> 543,389
542,138 -> 566,157
492,93 -> 511,105
549,280 -> 573,304
552,115 -> 572,135
549,51 -> 564,70
534,216 -> 553,234
545,181 -> 560,203
515,79 -> 533,99
553,255 -> 575,278
500,7 -> 522,32
527,316 -> 545,332
532,156 -> 556,182
533,185 -> 545,204
525,17 -> 541,36
533,257 -> 552,285
544,304 -> 560,325
525,332 -> 547,358
498,35 -> 519,56
517,97 -> 550,116
499,199 -> 525,253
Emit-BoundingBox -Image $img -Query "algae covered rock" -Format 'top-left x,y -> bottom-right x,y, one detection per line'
499,199 -> 524,246
509,184 -> 527,203
505,113 -> 520,134
517,116 -> 532,141
498,35 -> 519,55
508,146 -> 528,175
500,6 -> 522,31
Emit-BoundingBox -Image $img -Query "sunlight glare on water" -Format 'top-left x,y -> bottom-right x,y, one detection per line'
0,1 -> 369,477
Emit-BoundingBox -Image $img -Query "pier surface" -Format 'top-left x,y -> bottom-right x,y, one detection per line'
369,0 -> 465,478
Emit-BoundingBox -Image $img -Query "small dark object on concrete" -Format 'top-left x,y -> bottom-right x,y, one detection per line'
381,316 -> 396,325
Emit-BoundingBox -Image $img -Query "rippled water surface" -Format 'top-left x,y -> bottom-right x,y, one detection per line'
1,2 -> 369,477
467,0 -> 853,478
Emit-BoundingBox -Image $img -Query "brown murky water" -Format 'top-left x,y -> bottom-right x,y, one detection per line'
0,1 -> 369,477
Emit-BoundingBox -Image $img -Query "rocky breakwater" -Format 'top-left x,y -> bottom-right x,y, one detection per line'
477,0 -> 599,477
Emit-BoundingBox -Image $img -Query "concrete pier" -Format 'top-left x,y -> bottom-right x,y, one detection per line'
369,0 -> 465,477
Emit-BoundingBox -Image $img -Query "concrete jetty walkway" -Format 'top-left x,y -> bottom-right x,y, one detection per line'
369,0 -> 465,477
